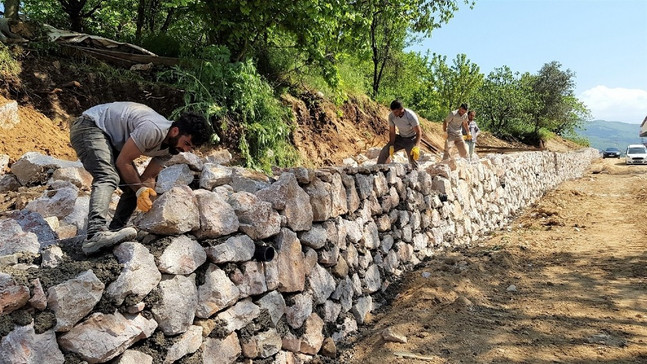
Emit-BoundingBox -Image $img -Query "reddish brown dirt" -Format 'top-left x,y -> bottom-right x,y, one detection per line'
340,158 -> 647,364
0,95 -> 77,162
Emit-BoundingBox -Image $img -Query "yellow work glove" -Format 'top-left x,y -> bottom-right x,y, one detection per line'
136,187 -> 157,212
389,145 -> 394,158
410,146 -> 420,161
463,134 -> 472,141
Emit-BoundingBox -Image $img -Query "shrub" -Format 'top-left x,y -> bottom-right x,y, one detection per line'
0,44 -> 21,78
159,46 -> 300,172
141,34 -> 182,58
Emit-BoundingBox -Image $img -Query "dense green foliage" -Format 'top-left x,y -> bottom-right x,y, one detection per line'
0,43 -> 21,77
159,46 -> 300,172
7,0 -> 592,169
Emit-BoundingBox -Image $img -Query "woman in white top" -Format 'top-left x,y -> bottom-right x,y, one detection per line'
466,110 -> 480,160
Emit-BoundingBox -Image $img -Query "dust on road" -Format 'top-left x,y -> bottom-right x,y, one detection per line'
341,157 -> 647,364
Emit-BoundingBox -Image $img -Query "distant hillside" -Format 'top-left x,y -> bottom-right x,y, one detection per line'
576,119 -> 645,151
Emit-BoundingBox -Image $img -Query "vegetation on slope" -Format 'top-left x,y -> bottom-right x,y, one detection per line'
2,0 -> 591,171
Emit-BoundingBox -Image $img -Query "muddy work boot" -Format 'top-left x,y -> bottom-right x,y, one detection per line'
82,227 -> 137,255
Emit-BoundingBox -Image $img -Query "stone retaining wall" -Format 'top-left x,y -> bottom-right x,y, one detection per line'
0,148 -> 600,364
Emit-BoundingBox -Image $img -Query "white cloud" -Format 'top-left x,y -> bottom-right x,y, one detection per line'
579,86 -> 647,124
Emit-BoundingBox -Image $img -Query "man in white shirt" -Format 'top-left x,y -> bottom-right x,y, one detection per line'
377,100 -> 422,168
442,103 -> 469,160
70,102 -> 212,254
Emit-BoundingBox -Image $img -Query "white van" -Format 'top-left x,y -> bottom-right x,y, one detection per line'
625,144 -> 647,165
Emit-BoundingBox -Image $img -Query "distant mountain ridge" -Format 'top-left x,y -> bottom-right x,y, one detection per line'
575,119 -> 645,151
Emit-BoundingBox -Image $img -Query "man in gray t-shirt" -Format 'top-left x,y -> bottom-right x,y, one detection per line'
442,103 -> 469,160
70,102 -> 211,254
377,100 -> 422,168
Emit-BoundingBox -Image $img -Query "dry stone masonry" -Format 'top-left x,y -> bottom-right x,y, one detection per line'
0,148 -> 599,363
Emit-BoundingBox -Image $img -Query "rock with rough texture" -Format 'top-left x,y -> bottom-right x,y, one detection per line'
307,264 -> 336,305
300,313 -> 325,355
11,152 -> 82,186
285,293 -> 313,329
152,274 -> 199,335
0,154 -> 8,172
62,195 -> 90,235
382,327 -> 408,343
255,290 -> 286,326
274,229 -> 306,293
202,332 -> 241,364
228,191 -> 281,239
0,100 -> 19,129
164,325 -> 203,364
58,311 -> 157,363
216,298 -> 261,334
115,350 -> 153,364
166,152 -> 204,171
0,218 -> 40,256
157,235 -> 206,275
137,186 -> 200,235
0,273 -> 30,314
155,164 -> 195,194
230,167 -> 270,193
304,178 -> 333,222
194,189 -> 239,239
351,296 -> 373,324
50,166 -> 93,189
41,245 -> 64,268
256,172 -> 313,231
298,224 -> 327,249
106,242 -> 161,305
234,261 -> 268,298
196,264 -> 240,318
204,149 -> 232,166
4,210 -> 58,250
47,270 -> 105,332
205,235 -> 255,264
241,328 -> 282,359
0,324 -> 64,364
28,278 -> 47,310
0,174 -> 20,193
199,163 -> 233,190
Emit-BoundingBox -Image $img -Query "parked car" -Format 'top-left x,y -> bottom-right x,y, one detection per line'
625,144 -> 647,165
602,147 -> 621,158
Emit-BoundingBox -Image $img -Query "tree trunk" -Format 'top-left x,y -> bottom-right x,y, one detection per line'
4,0 -> 20,19
160,8 -> 175,33
135,0 -> 147,42
370,14 -> 380,97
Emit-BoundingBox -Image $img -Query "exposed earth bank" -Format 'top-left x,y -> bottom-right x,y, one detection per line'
339,157 -> 647,363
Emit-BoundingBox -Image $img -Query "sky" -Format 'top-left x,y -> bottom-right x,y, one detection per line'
408,0 -> 647,124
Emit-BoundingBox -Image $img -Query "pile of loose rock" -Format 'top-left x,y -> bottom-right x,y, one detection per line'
0,147 -> 599,363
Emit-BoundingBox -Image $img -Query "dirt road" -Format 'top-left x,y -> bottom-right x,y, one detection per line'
340,157 -> 647,364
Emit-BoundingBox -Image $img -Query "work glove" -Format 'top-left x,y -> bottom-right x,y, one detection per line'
389,146 -> 394,158
410,146 -> 420,161
463,134 -> 472,141
136,187 -> 157,212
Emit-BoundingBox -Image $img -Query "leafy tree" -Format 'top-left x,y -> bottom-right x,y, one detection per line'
354,0 -> 472,97
135,0 -> 190,42
196,0 -> 358,87
427,53 -> 482,120
57,0 -> 104,31
376,51 -> 429,103
472,66 -> 529,137
552,95 -> 590,136
525,61 -> 589,143
3,0 -> 20,19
